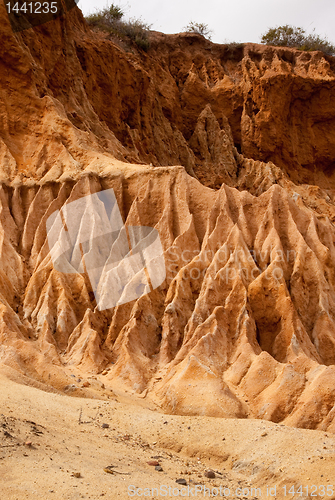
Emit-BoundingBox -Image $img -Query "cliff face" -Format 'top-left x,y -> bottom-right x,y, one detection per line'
2,2 -> 335,189
2,2 -> 335,430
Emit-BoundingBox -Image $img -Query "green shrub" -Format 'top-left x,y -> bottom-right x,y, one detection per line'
261,25 -> 335,56
85,4 -> 124,30
183,21 -> 213,40
85,4 -> 151,51
113,18 -> 151,51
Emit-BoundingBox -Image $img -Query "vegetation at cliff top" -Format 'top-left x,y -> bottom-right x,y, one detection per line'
261,25 -> 335,56
183,21 -> 213,40
84,8 -> 335,56
85,4 -> 151,51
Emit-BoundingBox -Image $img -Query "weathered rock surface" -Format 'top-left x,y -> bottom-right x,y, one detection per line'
1,1 -> 335,430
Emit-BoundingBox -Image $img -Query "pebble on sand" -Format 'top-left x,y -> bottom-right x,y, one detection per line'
176,478 -> 187,486
204,470 -> 216,478
71,472 -> 81,478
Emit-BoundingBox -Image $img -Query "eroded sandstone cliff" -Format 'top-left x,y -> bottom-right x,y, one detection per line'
1,1 -> 335,430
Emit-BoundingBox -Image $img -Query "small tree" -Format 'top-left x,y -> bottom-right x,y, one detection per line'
261,25 -> 335,56
85,4 -> 124,30
183,21 -> 213,40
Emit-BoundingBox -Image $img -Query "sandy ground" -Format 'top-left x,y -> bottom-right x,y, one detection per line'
0,367 -> 334,500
